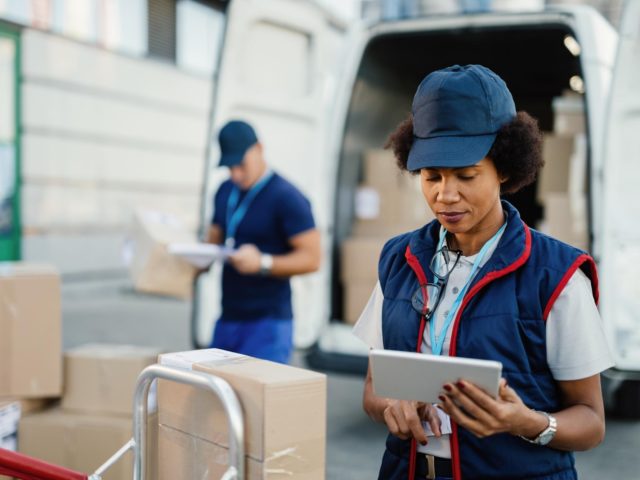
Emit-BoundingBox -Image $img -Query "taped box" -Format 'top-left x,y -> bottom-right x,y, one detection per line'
158,423 -> 322,480
18,408 -> 158,480
157,349 -> 326,479
127,209 -> 197,299
0,263 -> 62,398
62,344 -> 162,416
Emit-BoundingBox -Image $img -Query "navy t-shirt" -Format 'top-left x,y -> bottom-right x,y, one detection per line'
212,172 -> 315,320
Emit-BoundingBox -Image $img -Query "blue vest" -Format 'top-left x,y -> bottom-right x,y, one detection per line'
377,201 -> 598,480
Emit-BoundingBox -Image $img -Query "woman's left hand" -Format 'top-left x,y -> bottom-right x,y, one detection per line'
438,378 -> 543,438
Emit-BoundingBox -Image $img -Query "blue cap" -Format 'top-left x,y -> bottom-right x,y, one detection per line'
218,120 -> 258,167
407,65 -> 516,171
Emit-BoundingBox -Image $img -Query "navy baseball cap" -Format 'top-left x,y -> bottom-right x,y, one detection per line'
407,65 -> 516,171
218,120 -> 258,167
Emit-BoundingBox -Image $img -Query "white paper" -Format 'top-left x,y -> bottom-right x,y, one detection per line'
160,348 -> 246,370
0,402 -> 20,439
355,186 -> 380,220
168,242 -> 236,268
422,407 -> 452,436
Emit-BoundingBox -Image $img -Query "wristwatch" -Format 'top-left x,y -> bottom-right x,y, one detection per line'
259,254 -> 273,276
519,411 -> 557,446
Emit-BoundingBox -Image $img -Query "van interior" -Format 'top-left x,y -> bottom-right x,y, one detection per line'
333,22 -> 588,325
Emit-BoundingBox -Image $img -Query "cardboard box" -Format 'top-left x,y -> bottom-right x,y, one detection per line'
343,282 -> 375,325
18,409 -> 158,480
537,134 -> 574,202
19,409 -> 132,480
358,181 -> 430,224
354,183 -> 432,238
62,344 -> 162,416
540,193 -> 588,251
340,237 -> 387,283
158,423 -> 323,480
378,186 -> 431,225
0,263 -> 62,398
552,94 -> 585,136
362,149 -> 408,190
352,218 -> 423,238
157,349 -> 326,473
127,209 -> 197,299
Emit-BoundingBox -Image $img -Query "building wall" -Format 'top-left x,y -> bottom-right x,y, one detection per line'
20,29 -> 212,276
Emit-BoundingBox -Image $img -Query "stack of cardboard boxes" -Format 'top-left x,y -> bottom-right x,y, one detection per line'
341,149 -> 434,324
157,349 -> 327,479
18,344 -> 161,479
537,92 -> 589,250
0,263 -> 62,465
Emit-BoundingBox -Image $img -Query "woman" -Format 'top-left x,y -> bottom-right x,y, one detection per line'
353,65 -> 614,480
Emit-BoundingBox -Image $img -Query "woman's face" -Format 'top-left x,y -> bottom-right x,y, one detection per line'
420,158 -> 504,237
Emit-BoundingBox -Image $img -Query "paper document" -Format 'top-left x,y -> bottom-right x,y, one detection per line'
423,407 -> 452,436
167,243 -> 235,268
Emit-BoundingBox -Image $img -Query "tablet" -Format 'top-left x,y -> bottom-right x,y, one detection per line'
370,349 -> 503,403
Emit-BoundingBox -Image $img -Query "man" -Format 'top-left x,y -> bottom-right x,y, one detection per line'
207,120 -> 321,364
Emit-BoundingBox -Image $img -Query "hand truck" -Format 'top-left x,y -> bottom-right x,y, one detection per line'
0,364 -> 245,480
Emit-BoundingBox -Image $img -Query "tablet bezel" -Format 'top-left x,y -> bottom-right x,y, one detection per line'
370,349 -> 503,403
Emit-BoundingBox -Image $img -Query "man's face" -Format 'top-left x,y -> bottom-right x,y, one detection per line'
229,144 -> 264,190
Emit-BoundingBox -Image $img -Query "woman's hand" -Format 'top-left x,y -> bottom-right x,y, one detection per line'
438,378 -> 547,439
364,360 -> 446,445
382,401 -> 443,445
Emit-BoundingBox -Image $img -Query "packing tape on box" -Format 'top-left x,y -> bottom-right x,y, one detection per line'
160,349 -> 247,370
159,423 -> 325,475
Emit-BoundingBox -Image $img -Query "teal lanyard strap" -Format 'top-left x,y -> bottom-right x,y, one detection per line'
430,221 -> 507,355
225,170 -> 274,245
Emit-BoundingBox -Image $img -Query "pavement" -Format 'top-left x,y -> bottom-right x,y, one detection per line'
61,278 -> 640,479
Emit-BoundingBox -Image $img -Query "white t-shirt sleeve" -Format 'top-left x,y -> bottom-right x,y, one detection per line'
546,268 -> 615,381
352,281 -> 384,350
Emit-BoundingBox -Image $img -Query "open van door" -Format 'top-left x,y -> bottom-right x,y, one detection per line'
599,0 -> 640,417
192,0 -> 349,350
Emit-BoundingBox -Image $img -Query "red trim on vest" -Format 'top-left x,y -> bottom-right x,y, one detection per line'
405,245 -> 429,479
543,254 -> 599,320
405,245 -> 428,285
448,221 -> 532,480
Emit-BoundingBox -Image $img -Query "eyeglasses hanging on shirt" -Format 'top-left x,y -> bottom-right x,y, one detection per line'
411,222 -> 507,355
411,246 -> 462,319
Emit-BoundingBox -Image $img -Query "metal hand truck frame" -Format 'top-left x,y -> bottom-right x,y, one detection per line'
0,364 -> 245,480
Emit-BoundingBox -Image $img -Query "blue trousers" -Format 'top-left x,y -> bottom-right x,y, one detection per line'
210,316 -> 293,364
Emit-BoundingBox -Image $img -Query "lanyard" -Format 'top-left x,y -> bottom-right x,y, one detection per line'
225,170 -> 274,248
430,221 -> 507,356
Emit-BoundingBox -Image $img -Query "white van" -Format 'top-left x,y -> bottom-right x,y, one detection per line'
194,1 -> 640,417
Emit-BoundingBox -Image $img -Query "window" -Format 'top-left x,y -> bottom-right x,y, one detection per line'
176,0 -> 225,75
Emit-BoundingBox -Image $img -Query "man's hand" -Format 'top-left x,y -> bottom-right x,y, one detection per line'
229,244 -> 262,274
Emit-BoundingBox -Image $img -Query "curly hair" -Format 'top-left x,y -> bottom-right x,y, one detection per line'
385,111 -> 544,195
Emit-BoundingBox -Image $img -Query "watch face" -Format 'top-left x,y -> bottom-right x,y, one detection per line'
538,430 -> 554,445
